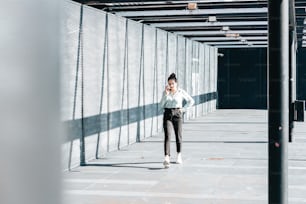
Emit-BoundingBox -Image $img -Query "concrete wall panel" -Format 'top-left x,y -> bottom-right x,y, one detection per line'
204,45 -> 210,115
127,20 -> 143,143
156,29 -> 168,131
61,2 -> 82,169
143,25 -> 158,138
167,33 -> 177,75
82,6 -> 107,163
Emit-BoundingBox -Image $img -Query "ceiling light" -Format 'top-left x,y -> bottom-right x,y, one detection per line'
187,2 -> 197,10
208,16 -> 217,22
192,58 -> 199,62
222,26 -> 230,31
225,33 -> 240,38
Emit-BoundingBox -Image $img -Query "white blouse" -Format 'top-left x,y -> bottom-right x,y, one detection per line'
159,88 -> 195,112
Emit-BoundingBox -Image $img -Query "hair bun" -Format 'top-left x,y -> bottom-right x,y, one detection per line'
168,73 -> 177,82
170,73 -> 176,78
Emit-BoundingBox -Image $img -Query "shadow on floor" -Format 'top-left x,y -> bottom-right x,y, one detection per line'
85,161 -> 165,170
140,140 -> 267,144
184,121 -> 266,124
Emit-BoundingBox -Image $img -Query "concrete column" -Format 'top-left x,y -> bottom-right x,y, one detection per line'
0,1 -> 61,204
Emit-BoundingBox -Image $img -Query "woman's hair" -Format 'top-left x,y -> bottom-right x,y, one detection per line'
168,73 -> 177,82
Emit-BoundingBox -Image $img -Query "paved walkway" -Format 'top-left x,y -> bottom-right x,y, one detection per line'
63,110 -> 306,204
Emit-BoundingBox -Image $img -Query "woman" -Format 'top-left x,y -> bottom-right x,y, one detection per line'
159,73 -> 195,168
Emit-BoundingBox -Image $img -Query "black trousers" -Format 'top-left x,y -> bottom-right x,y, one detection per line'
163,108 -> 182,156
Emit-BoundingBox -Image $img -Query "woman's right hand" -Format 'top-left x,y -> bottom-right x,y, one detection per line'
165,85 -> 170,95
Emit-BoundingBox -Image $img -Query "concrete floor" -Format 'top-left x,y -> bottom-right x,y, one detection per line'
63,110 -> 306,204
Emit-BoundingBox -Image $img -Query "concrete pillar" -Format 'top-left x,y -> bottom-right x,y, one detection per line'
0,1 -> 61,204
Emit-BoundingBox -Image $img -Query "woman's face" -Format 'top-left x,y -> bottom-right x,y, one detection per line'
168,79 -> 177,91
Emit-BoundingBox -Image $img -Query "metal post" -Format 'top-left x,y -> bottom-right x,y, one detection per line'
289,31 -> 297,142
268,0 -> 289,203
78,5 -> 86,166
289,0 -> 297,143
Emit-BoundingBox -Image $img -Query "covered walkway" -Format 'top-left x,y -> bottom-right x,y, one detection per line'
64,110 -> 306,204
2,1 -> 306,204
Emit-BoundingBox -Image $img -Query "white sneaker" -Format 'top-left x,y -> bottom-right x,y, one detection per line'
163,155 -> 170,168
176,153 -> 183,164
